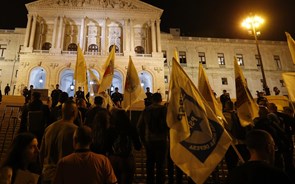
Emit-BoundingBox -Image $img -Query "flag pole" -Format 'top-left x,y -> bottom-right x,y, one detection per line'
129,91 -> 132,120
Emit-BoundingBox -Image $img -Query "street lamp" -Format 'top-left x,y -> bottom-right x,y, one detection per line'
242,15 -> 270,95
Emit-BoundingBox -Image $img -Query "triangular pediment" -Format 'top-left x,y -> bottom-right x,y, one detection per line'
26,0 -> 163,14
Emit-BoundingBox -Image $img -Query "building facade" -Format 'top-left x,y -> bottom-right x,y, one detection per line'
0,0 -> 294,99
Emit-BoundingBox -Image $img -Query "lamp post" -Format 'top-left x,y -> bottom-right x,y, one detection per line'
242,15 -> 270,95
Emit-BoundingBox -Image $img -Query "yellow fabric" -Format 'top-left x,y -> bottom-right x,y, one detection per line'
121,56 -> 145,110
234,57 -> 258,127
285,32 -> 295,64
74,45 -> 88,96
265,95 -> 290,111
167,58 -> 231,184
98,46 -> 115,93
198,63 -> 227,126
282,72 -> 295,102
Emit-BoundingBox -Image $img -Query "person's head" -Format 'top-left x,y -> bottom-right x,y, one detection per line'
115,87 -> 119,92
146,87 -> 150,92
0,133 -> 39,170
56,84 -> 60,89
267,103 -> 278,113
59,92 -> 69,103
283,106 -> 294,117
223,90 -> 227,94
246,129 -> 276,164
258,106 -> 269,118
78,86 -> 82,91
6,84 -> 9,86
73,126 -> 92,149
94,96 -> 104,106
30,85 -> 33,89
110,108 -> 130,128
152,92 -> 162,104
77,98 -> 86,108
93,110 -> 111,131
32,92 -> 41,101
62,100 -> 78,121
224,100 -> 234,112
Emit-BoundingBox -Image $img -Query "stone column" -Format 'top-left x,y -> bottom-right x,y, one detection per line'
51,16 -> 59,48
156,19 -> 162,52
100,19 -> 106,55
56,16 -> 64,49
130,19 -> 134,53
79,17 -> 85,49
29,14 -> 37,49
123,19 -> 128,53
151,20 -> 156,53
24,14 -> 32,48
83,18 -> 88,51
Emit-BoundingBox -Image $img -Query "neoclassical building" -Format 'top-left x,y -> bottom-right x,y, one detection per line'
0,0 -> 294,99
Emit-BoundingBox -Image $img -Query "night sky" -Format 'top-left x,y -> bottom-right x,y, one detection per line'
1,0 -> 294,41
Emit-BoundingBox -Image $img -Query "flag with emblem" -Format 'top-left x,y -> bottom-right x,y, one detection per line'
98,45 -> 115,93
282,72 -> 295,102
121,56 -> 145,110
285,32 -> 295,64
74,45 -> 88,97
234,57 -> 258,127
198,63 -> 227,125
167,58 -> 231,184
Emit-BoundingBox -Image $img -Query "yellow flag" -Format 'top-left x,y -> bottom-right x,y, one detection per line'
98,46 -> 115,93
74,45 -> 88,96
167,58 -> 231,184
174,48 -> 179,63
198,63 -> 227,125
282,72 -> 295,102
88,69 -> 100,95
121,56 -> 145,110
285,32 -> 295,64
234,57 -> 258,126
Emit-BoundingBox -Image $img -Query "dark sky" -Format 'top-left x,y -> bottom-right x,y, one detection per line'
1,0 -> 294,41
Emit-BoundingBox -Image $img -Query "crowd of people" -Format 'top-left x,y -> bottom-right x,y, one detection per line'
0,85 -> 294,184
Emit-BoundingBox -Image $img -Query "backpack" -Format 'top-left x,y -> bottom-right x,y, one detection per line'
112,132 -> 132,157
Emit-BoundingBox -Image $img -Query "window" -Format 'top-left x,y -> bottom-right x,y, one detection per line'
0,69 -> 2,77
15,70 -> 18,78
221,77 -> 228,85
109,45 -> 119,53
179,51 -> 187,64
135,46 -> 144,54
68,43 -> 78,51
255,54 -> 261,67
162,50 -> 167,64
0,44 -> 7,57
88,44 -> 99,52
236,54 -> 244,66
274,55 -> 282,70
164,75 -> 168,83
217,53 -> 225,65
198,52 -> 206,64
42,42 -> 52,50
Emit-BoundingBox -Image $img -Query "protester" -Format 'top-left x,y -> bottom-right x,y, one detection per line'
50,84 -> 62,108
111,87 -> 123,108
54,126 -> 117,184
107,109 -> 142,184
0,133 -> 40,184
227,129 -> 292,184
75,86 -> 84,101
4,84 -> 10,95
144,87 -> 153,107
137,93 -> 168,184
220,90 -> 231,111
40,100 -> 78,184
85,96 -> 107,129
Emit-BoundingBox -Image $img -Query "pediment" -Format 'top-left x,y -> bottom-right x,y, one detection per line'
26,0 -> 163,14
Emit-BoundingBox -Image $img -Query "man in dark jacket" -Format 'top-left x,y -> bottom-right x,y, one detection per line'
137,93 -> 168,184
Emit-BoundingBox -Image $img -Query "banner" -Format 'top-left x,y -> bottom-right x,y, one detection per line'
167,58 -> 231,184
74,45 -> 88,96
98,46 -> 115,93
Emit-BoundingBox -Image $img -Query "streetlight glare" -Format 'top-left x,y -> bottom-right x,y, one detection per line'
241,15 -> 264,29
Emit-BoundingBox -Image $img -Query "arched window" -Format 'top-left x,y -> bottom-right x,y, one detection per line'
135,46 -> 144,54
42,42 -> 52,50
109,45 -> 119,53
68,43 -> 78,51
88,44 -> 99,52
